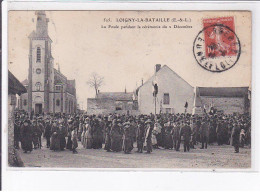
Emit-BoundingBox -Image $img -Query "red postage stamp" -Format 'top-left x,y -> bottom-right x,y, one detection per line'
193,16 -> 241,72
203,17 -> 237,58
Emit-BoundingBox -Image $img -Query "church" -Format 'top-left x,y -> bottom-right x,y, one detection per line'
18,11 -> 77,115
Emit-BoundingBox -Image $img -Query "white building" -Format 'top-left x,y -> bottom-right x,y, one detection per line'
137,64 -> 194,114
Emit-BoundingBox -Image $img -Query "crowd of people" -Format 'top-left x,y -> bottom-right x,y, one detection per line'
14,111 -> 251,155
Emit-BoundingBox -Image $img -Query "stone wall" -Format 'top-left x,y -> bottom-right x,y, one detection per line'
200,96 -> 245,114
87,98 -> 139,115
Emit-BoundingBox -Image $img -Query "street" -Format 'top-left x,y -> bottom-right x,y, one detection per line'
17,139 -> 251,169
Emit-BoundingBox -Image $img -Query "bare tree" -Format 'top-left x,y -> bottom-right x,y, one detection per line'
87,72 -> 104,98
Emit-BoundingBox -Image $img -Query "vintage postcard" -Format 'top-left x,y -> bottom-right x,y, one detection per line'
7,10 -> 251,169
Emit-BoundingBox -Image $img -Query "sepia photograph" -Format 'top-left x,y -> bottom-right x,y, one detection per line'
7,10 -> 251,169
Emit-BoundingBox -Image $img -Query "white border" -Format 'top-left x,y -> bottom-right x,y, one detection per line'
2,0 -> 260,190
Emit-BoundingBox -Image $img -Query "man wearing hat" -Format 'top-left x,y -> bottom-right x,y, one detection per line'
200,117 -> 210,149
44,119 -> 52,148
122,121 -> 133,154
136,119 -> 145,153
20,119 -> 33,153
231,120 -> 241,153
173,121 -> 181,151
180,120 -> 192,152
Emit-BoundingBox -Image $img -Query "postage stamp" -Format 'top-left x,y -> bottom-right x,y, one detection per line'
193,17 -> 241,72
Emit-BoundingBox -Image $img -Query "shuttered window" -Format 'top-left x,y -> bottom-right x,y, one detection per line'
36,47 -> 41,62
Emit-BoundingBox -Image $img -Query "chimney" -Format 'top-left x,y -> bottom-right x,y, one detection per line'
155,64 -> 161,73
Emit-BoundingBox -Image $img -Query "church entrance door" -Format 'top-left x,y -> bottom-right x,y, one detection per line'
35,103 -> 42,114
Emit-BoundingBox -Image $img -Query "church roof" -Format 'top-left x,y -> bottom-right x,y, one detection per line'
97,92 -> 133,101
28,30 -> 52,41
198,87 -> 249,97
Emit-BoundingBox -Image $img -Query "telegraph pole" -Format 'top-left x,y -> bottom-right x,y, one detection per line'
155,96 -> 156,115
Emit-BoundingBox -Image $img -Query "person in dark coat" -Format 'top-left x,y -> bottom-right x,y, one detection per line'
110,119 -> 122,152
231,121 -> 241,153
136,119 -> 145,153
180,121 -> 192,152
164,122 -> 174,149
122,122 -> 133,154
173,121 -> 181,151
59,122 -> 67,151
200,118 -> 209,149
104,120 -> 112,152
44,119 -> 52,148
91,119 -> 102,149
50,121 -> 60,151
20,120 -> 33,153
66,121 -> 73,150
96,119 -> 104,149
14,119 -> 21,149
31,120 -> 39,149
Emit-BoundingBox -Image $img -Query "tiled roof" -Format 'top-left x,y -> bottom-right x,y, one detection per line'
28,30 -> 52,41
8,71 -> 27,95
198,87 -> 249,97
97,92 -> 133,101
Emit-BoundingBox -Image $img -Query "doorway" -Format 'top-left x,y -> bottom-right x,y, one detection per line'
35,103 -> 42,114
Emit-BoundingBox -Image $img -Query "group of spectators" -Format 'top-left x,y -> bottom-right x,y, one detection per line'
14,111 -> 251,155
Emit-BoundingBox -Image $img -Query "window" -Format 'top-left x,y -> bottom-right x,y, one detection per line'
55,85 -> 61,91
36,47 -> 41,63
163,93 -> 170,104
23,99 -> 27,106
35,82 -> 41,91
116,107 -> 122,111
56,99 -> 60,106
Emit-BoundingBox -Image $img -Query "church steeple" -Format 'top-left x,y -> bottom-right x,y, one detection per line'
35,11 -> 49,37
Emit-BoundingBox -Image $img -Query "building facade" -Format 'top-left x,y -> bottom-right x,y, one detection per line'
137,64 -> 194,114
18,11 -> 77,114
87,91 -> 138,115
193,87 -> 250,115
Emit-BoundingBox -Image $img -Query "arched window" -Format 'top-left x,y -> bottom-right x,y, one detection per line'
56,99 -> 60,106
23,99 -> 27,106
36,47 -> 41,63
35,82 -> 41,91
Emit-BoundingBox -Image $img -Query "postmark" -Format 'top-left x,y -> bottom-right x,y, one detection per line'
193,17 -> 241,72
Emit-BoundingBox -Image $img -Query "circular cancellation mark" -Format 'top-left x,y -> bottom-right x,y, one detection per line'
193,24 -> 241,73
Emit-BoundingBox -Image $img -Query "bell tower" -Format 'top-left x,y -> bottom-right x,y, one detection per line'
35,11 -> 49,37
28,11 -> 53,115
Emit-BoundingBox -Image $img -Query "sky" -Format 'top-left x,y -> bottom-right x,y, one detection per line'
8,11 -> 251,110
